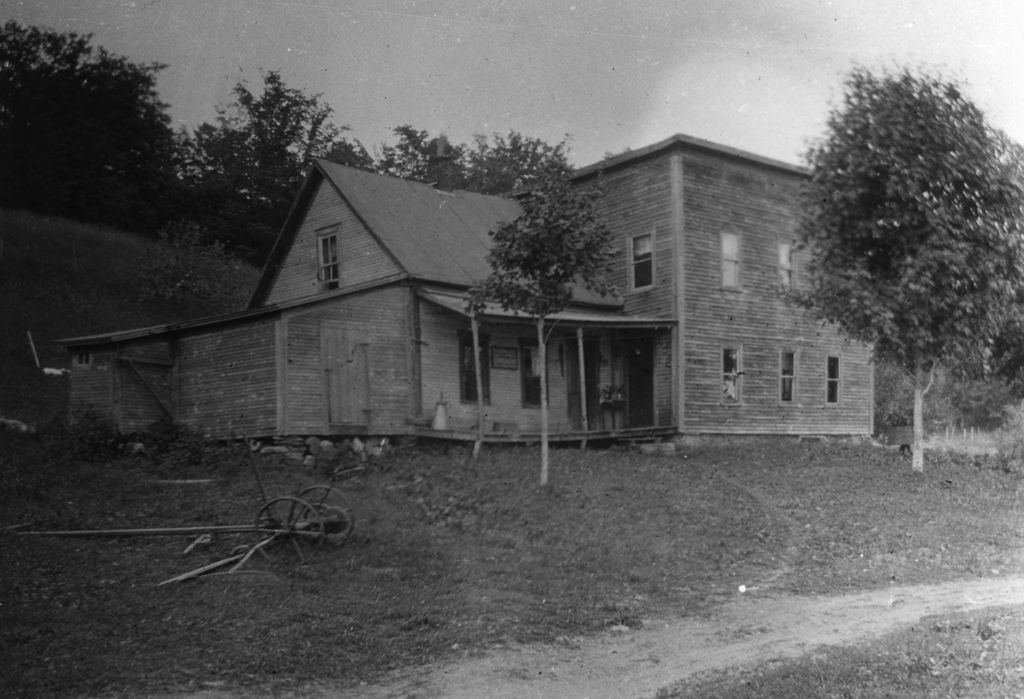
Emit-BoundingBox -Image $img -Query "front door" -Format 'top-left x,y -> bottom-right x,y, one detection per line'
623,336 -> 654,427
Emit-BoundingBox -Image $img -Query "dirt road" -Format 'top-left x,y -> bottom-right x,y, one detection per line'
324,575 -> 1024,699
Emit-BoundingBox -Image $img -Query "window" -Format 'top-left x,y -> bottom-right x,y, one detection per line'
520,340 -> 542,406
459,333 -> 490,403
778,242 -> 793,288
722,347 -> 741,402
317,226 -> 340,290
74,351 -> 92,367
721,232 -> 740,288
826,355 -> 841,404
780,351 -> 795,403
631,233 -> 653,289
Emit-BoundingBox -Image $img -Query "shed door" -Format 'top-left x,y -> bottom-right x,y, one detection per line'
321,321 -> 370,427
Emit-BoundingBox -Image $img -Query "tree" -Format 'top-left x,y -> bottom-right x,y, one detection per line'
177,70 -> 371,262
462,131 -> 572,195
374,127 -> 572,195
798,68 -> 1024,471
0,21 -> 176,230
375,125 -> 466,190
468,166 -> 616,485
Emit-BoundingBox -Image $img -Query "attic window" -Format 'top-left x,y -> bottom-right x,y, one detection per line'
317,226 -> 340,291
74,351 -> 92,367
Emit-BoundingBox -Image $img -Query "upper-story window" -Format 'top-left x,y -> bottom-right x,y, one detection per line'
631,233 -> 653,290
721,232 -> 740,288
317,225 -> 340,291
73,351 -> 92,368
778,242 -> 793,288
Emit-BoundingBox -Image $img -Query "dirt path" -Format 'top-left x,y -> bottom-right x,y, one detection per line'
322,575 -> 1024,699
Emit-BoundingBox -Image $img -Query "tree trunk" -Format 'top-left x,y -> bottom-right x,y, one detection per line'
538,317 -> 549,486
576,327 -> 589,450
911,363 -> 935,473
471,315 -> 484,459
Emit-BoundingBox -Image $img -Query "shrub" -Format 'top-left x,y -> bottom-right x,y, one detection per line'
137,220 -> 251,308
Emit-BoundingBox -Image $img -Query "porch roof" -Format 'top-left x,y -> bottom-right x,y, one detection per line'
418,289 -> 676,329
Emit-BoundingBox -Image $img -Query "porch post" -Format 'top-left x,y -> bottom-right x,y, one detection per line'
576,326 -> 589,449
471,315 -> 484,458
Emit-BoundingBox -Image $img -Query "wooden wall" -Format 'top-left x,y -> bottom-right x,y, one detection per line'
67,349 -> 117,425
266,176 -> 403,305
281,285 -> 414,435
175,320 -> 278,439
587,144 -> 872,435
677,148 -> 871,434
418,302 -> 580,433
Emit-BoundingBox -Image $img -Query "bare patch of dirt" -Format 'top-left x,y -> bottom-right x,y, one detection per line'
305,575 -> 1024,699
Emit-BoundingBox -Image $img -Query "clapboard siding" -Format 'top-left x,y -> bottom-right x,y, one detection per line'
266,178 -> 403,305
678,148 -> 870,434
68,349 -> 117,423
592,158 -> 676,319
418,302 -> 577,433
281,285 -> 412,435
175,321 -> 278,438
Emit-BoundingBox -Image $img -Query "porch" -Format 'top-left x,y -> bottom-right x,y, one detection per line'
416,289 -> 677,438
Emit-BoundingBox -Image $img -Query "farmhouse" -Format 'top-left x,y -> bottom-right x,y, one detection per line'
60,134 -> 873,441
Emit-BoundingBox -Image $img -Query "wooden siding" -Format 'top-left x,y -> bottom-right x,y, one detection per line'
281,286 -> 413,435
68,349 -> 117,425
175,321 -> 278,439
587,145 -> 872,435
591,158 -> 676,319
266,178 -> 403,305
418,302 -> 582,433
678,148 -> 871,434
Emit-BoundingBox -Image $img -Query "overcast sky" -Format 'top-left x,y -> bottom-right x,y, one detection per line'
4,0 -> 1024,167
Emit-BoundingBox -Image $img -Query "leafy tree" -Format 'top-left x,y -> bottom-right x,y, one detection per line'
374,127 -> 571,195
375,125 -> 466,190
177,70 -> 370,262
468,166 -> 616,484
462,131 -> 572,195
0,21 -> 176,230
798,68 -> 1024,471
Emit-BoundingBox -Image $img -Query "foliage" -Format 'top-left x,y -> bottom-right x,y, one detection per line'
0,21 -> 176,231
469,165 -> 616,318
468,166 -> 616,484
137,220 -> 253,308
798,67 -> 1024,469
375,126 -> 572,195
874,360 -> 1020,432
800,68 -> 1024,371
176,70 -> 372,262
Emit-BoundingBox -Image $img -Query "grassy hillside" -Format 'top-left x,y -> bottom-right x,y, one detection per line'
0,210 -> 261,426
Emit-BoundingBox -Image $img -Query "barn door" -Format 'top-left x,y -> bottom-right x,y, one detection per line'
321,321 -> 370,427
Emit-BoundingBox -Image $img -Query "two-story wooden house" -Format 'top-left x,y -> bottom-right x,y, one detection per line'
60,134 -> 872,441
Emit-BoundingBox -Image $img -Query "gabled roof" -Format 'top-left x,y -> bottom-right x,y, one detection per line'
250,161 -> 523,307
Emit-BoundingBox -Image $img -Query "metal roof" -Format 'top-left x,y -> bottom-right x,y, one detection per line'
318,161 -> 522,287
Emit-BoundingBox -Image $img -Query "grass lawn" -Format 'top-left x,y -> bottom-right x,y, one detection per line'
2,432 -> 1023,697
